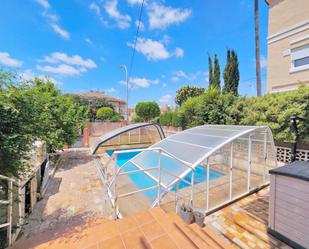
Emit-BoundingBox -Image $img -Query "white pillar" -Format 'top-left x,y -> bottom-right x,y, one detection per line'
206,159 -> 210,211
248,135 -> 252,192
229,143 -> 233,201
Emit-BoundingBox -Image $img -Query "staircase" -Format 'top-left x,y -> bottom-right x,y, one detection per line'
154,209 -> 235,249
12,207 -> 234,249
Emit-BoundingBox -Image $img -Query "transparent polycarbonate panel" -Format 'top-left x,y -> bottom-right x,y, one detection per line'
207,153 -> 229,210
250,131 -> 266,189
170,132 -> 227,149
154,139 -> 211,165
186,127 -> 242,138
231,134 -> 249,199
131,150 -> 159,169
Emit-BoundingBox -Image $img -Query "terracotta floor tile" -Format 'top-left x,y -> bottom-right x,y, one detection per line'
132,210 -> 155,226
121,227 -> 148,249
116,216 -> 138,234
140,220 -> 165,241
150,234 -> 178,249
97,236 -> 125,249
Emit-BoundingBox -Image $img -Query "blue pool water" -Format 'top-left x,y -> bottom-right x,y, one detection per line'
106,148 -> 223,198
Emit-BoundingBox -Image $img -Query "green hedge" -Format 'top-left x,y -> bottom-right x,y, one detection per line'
163,86 -> 309,143
159,111 -> 181,127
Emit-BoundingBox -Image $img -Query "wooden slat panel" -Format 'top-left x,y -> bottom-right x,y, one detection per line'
275,199 -> 309,220
276,175 -> 309,193
275,222 -> 309,248
275,190 -> 309,210
275,184 -> 309,201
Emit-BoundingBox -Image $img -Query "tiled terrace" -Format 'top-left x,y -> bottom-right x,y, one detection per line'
204,187 -> 291,249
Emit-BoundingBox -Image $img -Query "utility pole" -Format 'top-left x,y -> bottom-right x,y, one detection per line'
120,64 -> 129,121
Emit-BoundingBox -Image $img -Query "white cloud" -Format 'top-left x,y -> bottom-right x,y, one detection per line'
42,11 -> 58,22
85,38 -> 95,46
159,94 -> 172,103
41,52 -> 97,69
34,0 -> 50,9
135,20 -> 144,31
104,0 -> 131,29
37,52 -> 97,77
147,2 -> 191,30
162,83 -> 167,88
0,52 -> 22,67
120,77 -> 159,89
174,47 -> 184,58
20,69 -> 59,85
89,2 -> 107,25
128,37 -> 183,61
171,70 -> 208,83
37,64 -> 81,76
105,87 -> 116,93
127,0 -> 143,5
260,55 -> 267,69
50,23 -> 70,39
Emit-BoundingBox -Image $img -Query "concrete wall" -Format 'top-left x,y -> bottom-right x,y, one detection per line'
267,0 -> 309,92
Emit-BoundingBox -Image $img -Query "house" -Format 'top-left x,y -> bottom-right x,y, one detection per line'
266,0 -> 309,92
76,91 -> 126,115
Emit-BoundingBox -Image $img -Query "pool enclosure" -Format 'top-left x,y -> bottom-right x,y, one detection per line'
92,124 -> 277,219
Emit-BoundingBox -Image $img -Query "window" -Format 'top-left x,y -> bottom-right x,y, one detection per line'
294,56 -> 309,67
290,44 -> 309,73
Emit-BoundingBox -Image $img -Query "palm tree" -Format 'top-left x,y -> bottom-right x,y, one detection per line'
255,0 -> 262,96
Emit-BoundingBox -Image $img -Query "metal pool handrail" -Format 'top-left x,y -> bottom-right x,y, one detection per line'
102,147 -> 196,219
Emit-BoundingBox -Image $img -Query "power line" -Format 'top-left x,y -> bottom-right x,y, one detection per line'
128,0 -> 145,80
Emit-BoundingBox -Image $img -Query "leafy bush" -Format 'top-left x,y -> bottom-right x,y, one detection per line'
132,114 -> 144,123
0,72 -> 88,176
96,107 -> 114,121
178,86 -> 309,143
135,101 -> 160,121
239,86 -> 309,143
159,111 -> 181,127
175,85 -> 205,106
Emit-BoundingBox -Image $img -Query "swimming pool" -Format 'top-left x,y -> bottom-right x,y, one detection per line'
106,148 -> 223,198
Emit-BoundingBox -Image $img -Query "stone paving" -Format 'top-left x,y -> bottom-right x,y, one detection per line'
204,187 -> 291,249
19,148 -> 105,240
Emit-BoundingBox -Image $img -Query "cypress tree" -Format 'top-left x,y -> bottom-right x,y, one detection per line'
213,54 -> 221,90
230,50 -> 239,95
223,49 -> 239,95
223,49 -> 231,93
208,54 -> 213,88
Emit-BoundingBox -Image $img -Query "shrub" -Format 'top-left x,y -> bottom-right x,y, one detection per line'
178,95 -> 204,128
175,86 -> 205,106
96,107 -> 114,121
179,86 -> 309,143
159,111 -> 181,127
135,102 -> 160,121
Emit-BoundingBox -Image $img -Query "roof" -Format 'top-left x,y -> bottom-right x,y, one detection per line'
91,122 -> 165,154
76,91 -> 126,104
94,124 -> 276,190
129,125 -> 273,188
269,160 -> 309,181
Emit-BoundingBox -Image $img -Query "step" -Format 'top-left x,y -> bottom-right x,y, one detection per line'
168,212 -> 233,249
190,223 -> 230,249
229,212 -> 282,248
149,208 -> 199,249
207,215 -> 272,249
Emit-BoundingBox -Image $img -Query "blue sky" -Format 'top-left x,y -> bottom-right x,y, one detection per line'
0,0 -> 269,107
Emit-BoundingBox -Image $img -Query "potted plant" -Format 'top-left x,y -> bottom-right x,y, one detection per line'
178,203 -> 194,224
193,211 -> 205,227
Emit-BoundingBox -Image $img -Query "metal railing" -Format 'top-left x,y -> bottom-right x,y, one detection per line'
0,174 -> 14,247
94,147 -> 195,219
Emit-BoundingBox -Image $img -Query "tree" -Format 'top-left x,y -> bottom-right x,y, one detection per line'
213,54 -> 221,89
135,102 -> 160,121
254,0 -> 262,96
96,107 -> 114,121
223,49 -> 239,95
208,55 -> 213,87
175,86 -> 205,106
